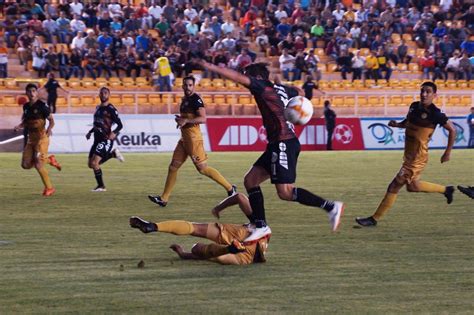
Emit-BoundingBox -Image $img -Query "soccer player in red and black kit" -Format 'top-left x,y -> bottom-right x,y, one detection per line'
86,87 -> 124,192
195,60 -> 344,241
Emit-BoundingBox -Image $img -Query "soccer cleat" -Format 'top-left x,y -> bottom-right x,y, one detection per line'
227,239 -> 246,254
91,186 -> 107,192
444,186 -> 454,204
48,155 -> 62,171
328,201 -> 344,232
42,187 -> 56,196
355,216 -> 378,227
113,148 -> 125,162
458,186 -> 474,199
148,195 -> 167,207
129,216 -> 158,233
243,225 -> 272,242
227,185 -> 237,197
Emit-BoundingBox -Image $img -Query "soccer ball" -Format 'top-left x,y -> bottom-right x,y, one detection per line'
284,96 -> 314,125
333,124 -> 353,144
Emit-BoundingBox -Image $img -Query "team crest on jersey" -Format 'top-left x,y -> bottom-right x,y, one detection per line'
421,113 -> 428,119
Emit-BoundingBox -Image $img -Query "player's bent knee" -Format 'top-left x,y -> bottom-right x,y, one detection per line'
21,162 -> 33,169
276,189 -> 293,201
406,184 -> 419,192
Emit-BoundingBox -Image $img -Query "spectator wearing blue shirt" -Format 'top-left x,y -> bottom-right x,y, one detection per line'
56,11 -> 71,44
433,21 -> 447,39
276,17 -> 291,40
460,35 -> 474,55
210,16 -> 222,39
97,32 -> 113,52
135,29 -> 151,53
110,16 -> 123,32
467,107 -> 474,148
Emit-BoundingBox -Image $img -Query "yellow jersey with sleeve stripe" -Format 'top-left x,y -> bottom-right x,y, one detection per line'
179,93 -> 204,141
403,101 -> 448,167
22,100 -> 51,142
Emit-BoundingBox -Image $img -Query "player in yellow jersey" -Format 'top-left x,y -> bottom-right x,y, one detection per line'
14,83 -> 62,196
131,193 -> 270,265
356,81 -> 456,227
148,75 -> 236,207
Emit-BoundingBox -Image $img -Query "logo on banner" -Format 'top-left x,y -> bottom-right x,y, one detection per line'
218,125 -> 267,146
333,124 -> 353,144
116,132 -> 161,146
443,122 -> 466,144
368,123 -> 396,144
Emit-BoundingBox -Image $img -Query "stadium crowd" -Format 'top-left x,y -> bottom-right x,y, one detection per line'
1,0 -> 473,86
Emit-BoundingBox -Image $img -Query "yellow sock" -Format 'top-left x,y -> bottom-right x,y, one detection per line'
157,220 -> 194,235
199,166 -> 232,191
37,167 -> 53,189
161,167 -> 178,201
417,181 -> 446,193
198,243 -> 229,259
373,192 -> 397,221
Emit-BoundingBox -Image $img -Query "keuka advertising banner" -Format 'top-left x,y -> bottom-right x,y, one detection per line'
206,117 -> 365,151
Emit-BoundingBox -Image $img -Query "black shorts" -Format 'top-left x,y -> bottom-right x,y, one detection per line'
89,139 -> 114,159
254,137 -> 300,184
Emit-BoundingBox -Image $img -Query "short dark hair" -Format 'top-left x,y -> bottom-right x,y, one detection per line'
324,100 -> 330,107
25,83 -> 38,92
183,75 -> 195,84
244,63 -> 270,80
100,86 -> 110,93
421,81 -> 437,93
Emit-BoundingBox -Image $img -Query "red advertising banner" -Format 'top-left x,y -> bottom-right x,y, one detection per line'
206,117 -> 364,151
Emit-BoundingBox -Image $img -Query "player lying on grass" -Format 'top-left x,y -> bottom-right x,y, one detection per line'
356,81 -> 456,227
130,193 -> 270,265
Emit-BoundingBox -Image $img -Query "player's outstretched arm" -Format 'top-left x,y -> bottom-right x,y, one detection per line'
46,114 -> 55,137
169,244 -> 200,260
388,119 -> 407,129
211,193 -> 252,219
441,120 -> 456,163
195,59 -> 251,87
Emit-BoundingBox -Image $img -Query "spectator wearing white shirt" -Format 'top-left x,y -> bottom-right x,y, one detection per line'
200,18 -> 214,38
71,31 -> 86,51
70,14 -> 86,35
222,33 -> 236,52
42,14 -> 59,43
351,50 -> 365,81
279,48 -> 298,81
108,0 -> 123,18
69,0 -> 84,16
221,17 -> 234,35
0,40 -> 8,78
122,31 -> 135,52
446,51 -> 462,80
184,3 -> 198,22
148,1 -> 163,24
275,4 -> 288,21
355,7 -> 368,23
332,4 -> 345,21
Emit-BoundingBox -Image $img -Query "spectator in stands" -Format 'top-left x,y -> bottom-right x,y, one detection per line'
44,1 -> 59,20
276,17 -> 291,40
255,29 -> 269,53
293,51 -> 306,81
69,0 -> 84,17
45,46 -> 59,75
108,0 -> 123,18
126,47 -> 141,78
97,31 -> 113,52
350,22 -> 362,49
148,1 -> 163,25
227,52 -> 239,70
336,50 -> 352,80
121,31 -> 135,52
376,47 -> 392,82
302,75 -> 319,100
279,48 -> 298,81
71,13 -> 87,35
460,35 -> 474,55
162,0 -> 177,24
184,3 -> 198,22
332,3 -> 345,21
433,50 -> 448,81
365,50 -> 379,83
42,14 -> 59,45
236,48 -> 252,71
69,48 -> 84,79
397,39 -> 412,65
2,16 -> 19,48
56,11 -> 71,44
222,33 -> 237,52
32,47 -> 48,78
446,51 -> 462,80
17,29 -> 35,67
275,4 -> 288,21
433,21 -> 448,39
136,29 -> 151,53
84,47 -> 102,79
98,11 -> 113,33
0,40 -> 8,78
70,30 -> 84,51
135,3 -> 149,19
351,50 -> 365,81
439,35 -> 455,58
221,16 -> 235,36
458,52 -> 472,81
101,48 -> 115,80
310,19 -> 324,47
419,50 -> 435,80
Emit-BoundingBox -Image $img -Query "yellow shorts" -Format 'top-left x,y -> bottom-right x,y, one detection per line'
172,138 -> 208,165
395,162 -> 426,184
23,136 -> 49,166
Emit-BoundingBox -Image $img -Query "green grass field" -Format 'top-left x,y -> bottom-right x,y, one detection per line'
0,150 -> 473,313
